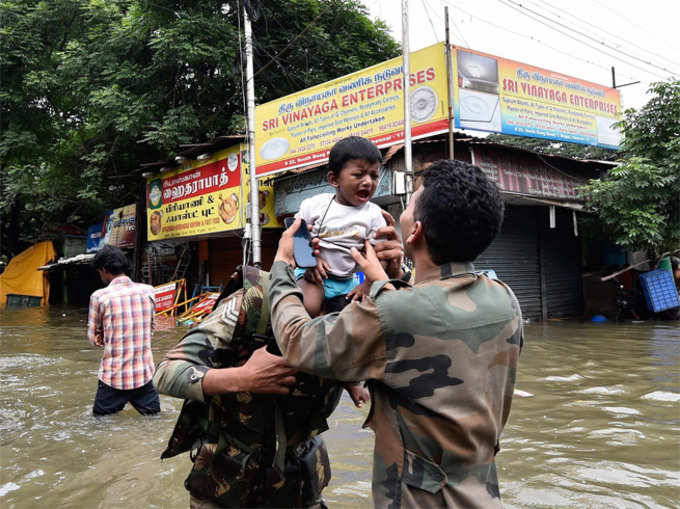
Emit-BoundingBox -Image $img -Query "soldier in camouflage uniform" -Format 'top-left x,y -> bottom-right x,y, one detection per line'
153,266 -> 343,508
270,159 -> 523,508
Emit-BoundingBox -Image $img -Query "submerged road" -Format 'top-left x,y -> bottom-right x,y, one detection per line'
0,307 -> 678,508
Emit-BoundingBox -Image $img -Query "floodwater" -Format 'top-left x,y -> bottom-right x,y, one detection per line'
1,307 -> 678,508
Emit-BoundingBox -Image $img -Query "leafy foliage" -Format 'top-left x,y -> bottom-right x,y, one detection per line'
579,80 -> 680,262
0,0 -> 400,255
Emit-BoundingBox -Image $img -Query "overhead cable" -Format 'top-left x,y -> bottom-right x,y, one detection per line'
591,0 -> 680,53
500,0 -> 678,77
495,0 -> 669,80
440,0 -> 636,82
527,0 -> 680,68
420,0 -> 442,43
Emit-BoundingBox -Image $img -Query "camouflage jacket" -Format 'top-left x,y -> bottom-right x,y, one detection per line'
269,261 -> 523,508
153,267 -> 343,507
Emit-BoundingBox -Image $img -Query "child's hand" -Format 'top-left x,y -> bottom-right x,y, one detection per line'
315,256 -> 330,279
304,256 -> 330,284
345,382 -> 370,408
346,280 -> 370,302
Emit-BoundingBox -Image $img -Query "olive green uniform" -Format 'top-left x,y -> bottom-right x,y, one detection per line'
269,261 -> 523,508
154,267 -> 342,507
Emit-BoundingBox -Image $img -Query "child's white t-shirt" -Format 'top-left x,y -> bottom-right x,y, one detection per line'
295,193 -> 386,278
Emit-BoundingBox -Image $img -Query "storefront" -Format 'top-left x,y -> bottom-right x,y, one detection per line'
142,141 -> 282,292
384,135 -> 613,320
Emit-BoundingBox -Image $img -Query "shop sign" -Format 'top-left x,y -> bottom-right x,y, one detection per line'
190,293 -> 219,314
241,154 -> 283,228
255,43 -> 449,176
146,145 -> 243,240
154,282 -> 177,313
102,204 -> 136,249
472,146 -> 585,200
86,223 -> 103,253
454,47 -> 621,148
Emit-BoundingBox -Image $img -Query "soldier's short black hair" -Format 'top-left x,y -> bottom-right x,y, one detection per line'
328,136 -> 381,176
92,244 -> 130,275
416,159 -> 504,263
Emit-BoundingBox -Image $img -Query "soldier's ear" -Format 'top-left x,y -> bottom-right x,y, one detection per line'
406,220 -> 424,248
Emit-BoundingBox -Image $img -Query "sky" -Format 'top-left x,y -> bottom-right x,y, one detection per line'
363,0 -> 680,111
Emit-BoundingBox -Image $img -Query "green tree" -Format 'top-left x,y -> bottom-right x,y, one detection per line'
579,80 -> 680,264
0,0 -> 400,256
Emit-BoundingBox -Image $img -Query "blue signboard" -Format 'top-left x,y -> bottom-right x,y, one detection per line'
87,223 -> 103,253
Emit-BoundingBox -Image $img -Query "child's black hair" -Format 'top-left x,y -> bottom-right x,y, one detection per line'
328,136 -> 381,176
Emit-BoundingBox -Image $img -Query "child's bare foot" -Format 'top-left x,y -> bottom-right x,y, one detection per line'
345,382 -> 370,408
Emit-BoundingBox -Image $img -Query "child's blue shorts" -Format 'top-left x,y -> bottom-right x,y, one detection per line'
293,267 -> 359,299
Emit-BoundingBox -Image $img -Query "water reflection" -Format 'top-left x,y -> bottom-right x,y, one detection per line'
1,308 -> 678,508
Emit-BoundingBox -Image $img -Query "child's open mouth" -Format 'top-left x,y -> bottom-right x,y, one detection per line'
357,190 -> 370,200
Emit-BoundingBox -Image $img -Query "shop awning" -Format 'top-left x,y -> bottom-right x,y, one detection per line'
500,192 -> 584,210
1,241 -> 56,306
38,253 -> 95,271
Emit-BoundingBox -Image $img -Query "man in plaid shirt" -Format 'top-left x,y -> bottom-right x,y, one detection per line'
87,245 -> 160,416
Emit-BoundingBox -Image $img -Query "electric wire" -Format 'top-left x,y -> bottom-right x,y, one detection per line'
527,0 -> 680,68
420,0 -> 442,43
437,0 -> 470,47
451,16 -> 470,47
494,0 -> 668,80
214,3 -> 332,120
251,4 -> 330,80
440,0 -> 637,82
499,0 -> 678,78
591,0 -> 680,52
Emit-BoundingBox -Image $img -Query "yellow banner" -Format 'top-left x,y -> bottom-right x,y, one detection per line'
241,155 -> 282,228
146,145 -> 244,241
453,46 -> 621,148
255,43 -> 449,175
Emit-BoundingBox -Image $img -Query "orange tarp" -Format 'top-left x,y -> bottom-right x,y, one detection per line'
0,241 -> 56,306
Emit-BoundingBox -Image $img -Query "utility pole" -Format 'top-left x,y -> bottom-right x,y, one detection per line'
445,6 -> 455,160
244,5 -> 261,267
401,0 -> 413,201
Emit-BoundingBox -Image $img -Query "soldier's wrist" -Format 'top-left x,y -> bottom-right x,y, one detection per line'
203,367 -> 244,395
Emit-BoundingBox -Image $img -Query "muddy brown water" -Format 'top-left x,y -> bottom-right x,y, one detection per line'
1,307 -> 678,508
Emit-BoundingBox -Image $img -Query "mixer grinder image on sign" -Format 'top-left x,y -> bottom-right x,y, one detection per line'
457,49 -> 501,132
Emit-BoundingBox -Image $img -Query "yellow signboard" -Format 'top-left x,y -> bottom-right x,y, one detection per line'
453,46 -> 621,148
255,43 -> 449,175
146,145 -> 244,241
241,153 -> 283,228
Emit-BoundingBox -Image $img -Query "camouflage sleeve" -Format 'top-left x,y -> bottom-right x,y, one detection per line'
153,330 -> 212,403
269,260 -> 389,382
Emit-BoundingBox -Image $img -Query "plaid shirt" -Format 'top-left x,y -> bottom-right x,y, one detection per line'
87,275 -> 156,390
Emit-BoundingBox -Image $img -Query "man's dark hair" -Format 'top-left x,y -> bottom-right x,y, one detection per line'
416,159 -> 504,263
328,136 -> 381,176
92,244 -> 130,275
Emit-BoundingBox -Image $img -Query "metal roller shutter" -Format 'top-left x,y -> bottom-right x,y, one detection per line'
540,208 -> 583,318
474,205 -> 542,320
